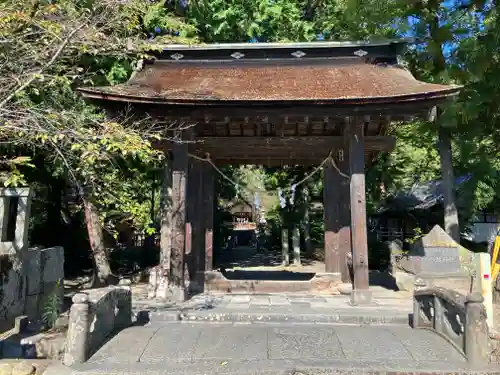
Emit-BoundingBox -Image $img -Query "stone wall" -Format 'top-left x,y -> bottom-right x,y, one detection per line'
0,246 -> 65,325
0,187 -> 64,326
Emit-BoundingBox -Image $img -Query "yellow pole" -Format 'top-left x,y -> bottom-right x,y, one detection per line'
477,252 -> 494,329
490,229 -> 500,282
490,228 -> 500,268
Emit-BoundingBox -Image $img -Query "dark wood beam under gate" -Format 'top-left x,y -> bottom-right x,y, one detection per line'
170,138 -> 189,301
348,121 -> 371,305
192,135 -> 395,154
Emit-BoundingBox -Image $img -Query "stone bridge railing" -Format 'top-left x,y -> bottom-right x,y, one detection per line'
63,279 -> 132,366
413,286 -> 490,367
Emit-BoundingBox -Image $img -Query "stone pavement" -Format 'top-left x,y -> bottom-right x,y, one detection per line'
60,322 -> 478,375
132,290 -> 414,325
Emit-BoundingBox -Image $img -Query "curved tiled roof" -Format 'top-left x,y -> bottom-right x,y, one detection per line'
77,41 -> 461,105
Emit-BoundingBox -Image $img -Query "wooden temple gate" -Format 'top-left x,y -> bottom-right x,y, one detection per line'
79,40 -> 460,303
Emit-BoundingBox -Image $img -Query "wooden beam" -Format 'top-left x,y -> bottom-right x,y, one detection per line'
184,136 -> 395,161
195,135 -> 394,148
127,99 -> 445,120
212,158 -> 325,166
348,121 -> 371,304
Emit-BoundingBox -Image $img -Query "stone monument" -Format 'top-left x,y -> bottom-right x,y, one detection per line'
0,187 -> 65,324
392,225 -> 475,293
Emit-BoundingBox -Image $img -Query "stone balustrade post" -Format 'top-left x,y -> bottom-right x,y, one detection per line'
116,279 -> 133,329
464,292 -> 489,367
64,293 -> 90,366
412,279 -> 427,328
433,295 -> 444,333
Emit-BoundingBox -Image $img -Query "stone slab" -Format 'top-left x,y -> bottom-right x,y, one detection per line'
332,325 -> 414,361
41,246 -> 64,283
268,295 -> 290,306
386,326 -> 466,362
67,359 -> 496,375
87,326 -> 159,364
268,326 -> 343,360
64,322 -> 491,375
193,325 -> 268,360
138,324 -> 205,363
24,250 -> 42,295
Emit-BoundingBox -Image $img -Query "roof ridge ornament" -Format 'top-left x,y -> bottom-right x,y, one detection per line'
170,53 -> 184,60
230,52 -> 245,59
353,49 -> 368,57
291,50 -> 306,58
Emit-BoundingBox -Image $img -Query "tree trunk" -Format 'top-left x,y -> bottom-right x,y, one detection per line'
292,225 -> 301,265
83,198 -> 114,286
281,227 -> 289,266
303,187 -> 313,258
438,126 -> 460,243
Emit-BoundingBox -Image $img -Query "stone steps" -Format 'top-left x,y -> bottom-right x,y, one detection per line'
133,293 -> 414,326
144,307 -> 411,325
45,358 -> 497,375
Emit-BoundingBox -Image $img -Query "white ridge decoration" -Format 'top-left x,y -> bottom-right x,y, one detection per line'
170,53 -> 184,60
291,50 -> 306,58
230,52 -> 245,59
353,49 -> 368,57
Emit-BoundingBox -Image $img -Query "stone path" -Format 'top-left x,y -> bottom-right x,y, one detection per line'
63,322 -> 476,375
131,290 -> 414,325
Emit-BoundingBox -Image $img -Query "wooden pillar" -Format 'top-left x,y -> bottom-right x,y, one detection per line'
203,164 -> 215,271
324,162 -> 338,273
186,159 -> 202,292
349,120 -> 371,304
324,145 -> 351,280
150,155 -> 173,299
169,141 -> 188,301
160,156 -> 173,271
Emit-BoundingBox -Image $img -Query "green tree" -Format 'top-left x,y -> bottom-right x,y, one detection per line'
0,0 -> 197,284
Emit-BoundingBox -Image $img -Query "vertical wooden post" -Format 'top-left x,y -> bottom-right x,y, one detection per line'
324,146 -> 351,280
186,159 -> 202,293
169,140 -> 188,301
160,156 -> 173,270
203,165 -> 215,271
349,120 -> 371,304
338,143 -> 352,283
151,155 -> 173,299
323,162 -> 339,273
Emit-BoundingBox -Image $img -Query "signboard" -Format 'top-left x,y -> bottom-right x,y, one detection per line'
412,246 -> 461,274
